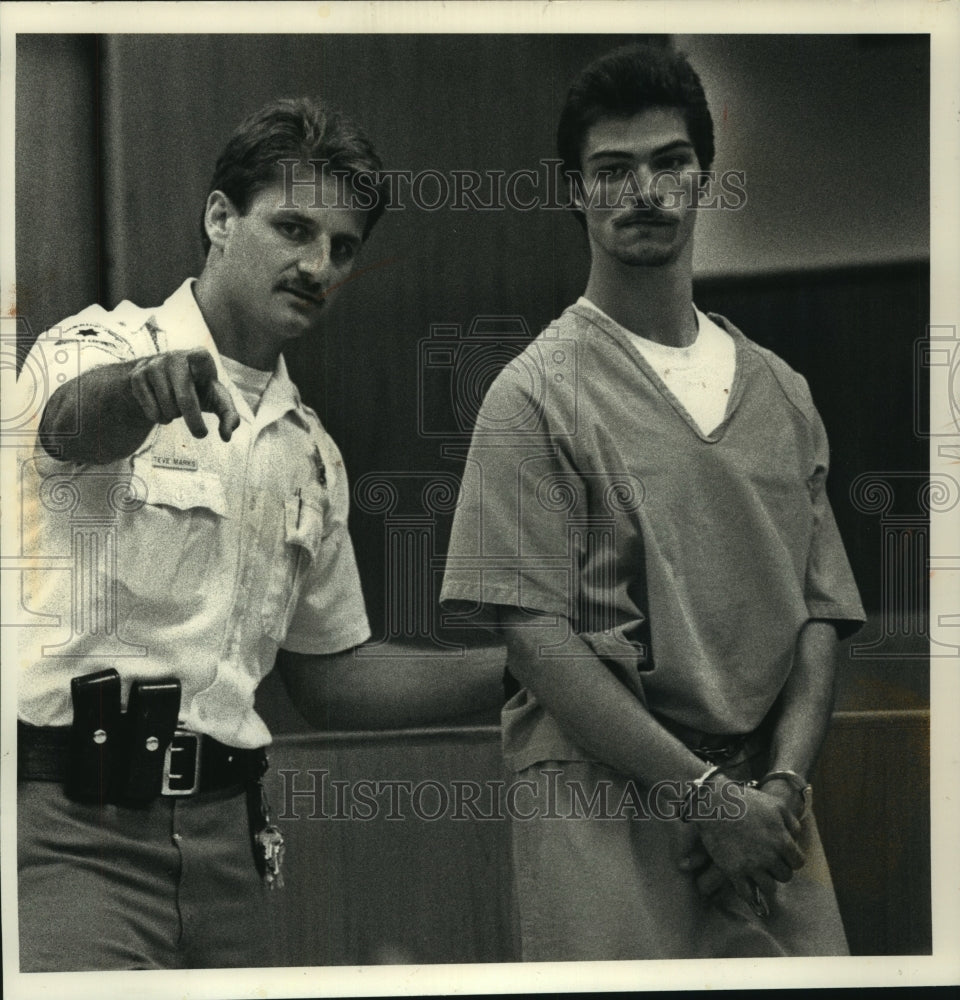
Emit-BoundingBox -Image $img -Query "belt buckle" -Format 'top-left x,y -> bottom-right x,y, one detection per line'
161,729 -> 202,796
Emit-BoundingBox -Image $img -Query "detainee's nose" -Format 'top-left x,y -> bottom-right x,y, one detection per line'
621,166 -> 655,210
639,167 -> 662,209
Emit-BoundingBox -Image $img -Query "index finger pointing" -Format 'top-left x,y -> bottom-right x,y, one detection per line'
185,348 -> 219,387
168,354 -> 208,438
205,380 -> 241,442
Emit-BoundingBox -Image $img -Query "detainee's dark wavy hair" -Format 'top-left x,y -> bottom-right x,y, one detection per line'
557,44 -> 715,215
200,97 -> 385,254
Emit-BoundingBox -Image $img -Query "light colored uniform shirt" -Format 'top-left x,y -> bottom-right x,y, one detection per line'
15,279 -> 370,748
440,302 -> 865,772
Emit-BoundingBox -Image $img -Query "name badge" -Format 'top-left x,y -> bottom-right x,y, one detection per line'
152,454 -> 199,472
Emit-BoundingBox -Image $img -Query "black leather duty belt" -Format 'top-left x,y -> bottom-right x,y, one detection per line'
17,721 -> 267,802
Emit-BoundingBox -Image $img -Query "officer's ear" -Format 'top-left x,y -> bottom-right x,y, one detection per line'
204,191 -> 241,252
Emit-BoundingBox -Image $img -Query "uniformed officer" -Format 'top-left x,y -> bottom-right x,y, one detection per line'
16,97 -> 500,971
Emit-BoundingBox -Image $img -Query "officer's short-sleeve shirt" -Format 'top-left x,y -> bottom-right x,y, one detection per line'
15,279 -> 370,748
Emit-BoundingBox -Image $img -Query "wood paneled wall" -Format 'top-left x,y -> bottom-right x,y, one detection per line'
14,35 -> 100,353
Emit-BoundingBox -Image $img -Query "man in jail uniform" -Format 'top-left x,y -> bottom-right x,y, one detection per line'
441,45 -> 865,960
16,97 -> 500,971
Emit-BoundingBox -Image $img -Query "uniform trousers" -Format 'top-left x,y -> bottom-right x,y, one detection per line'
18,780 -> 274,971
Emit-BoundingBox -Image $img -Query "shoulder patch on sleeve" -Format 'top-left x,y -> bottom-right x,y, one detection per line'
54,319 -> 135,360
52,302 -> 163,361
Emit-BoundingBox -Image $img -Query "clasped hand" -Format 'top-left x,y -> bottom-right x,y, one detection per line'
677,780 -> 805,911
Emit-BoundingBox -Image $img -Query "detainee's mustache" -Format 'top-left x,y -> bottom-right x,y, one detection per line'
614,208 -> 673,227
279,281 -> 326,301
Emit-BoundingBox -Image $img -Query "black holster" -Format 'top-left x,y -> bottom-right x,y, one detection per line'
66,668 -> 181,803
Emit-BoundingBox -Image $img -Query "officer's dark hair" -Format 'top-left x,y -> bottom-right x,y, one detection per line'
556,44 -> 715,221
200,97 -> 385,255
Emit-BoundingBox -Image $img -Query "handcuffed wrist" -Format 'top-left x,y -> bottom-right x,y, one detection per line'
679,763 -> 721,822
759,769 -> 812,821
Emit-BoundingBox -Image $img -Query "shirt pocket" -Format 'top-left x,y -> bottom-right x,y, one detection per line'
139,465 -> 229,516
261,483 -> 327,641
120,458 -> 230,600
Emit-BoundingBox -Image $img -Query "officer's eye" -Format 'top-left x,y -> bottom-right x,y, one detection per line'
277,221 -> 310,241
331,239 -> 358,264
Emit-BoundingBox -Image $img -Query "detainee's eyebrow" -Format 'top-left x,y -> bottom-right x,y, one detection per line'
586,150 -> 633,164
587,140 -> 695,163
653,140 -> 696,158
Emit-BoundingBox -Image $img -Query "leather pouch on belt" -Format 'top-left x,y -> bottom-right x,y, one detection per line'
122,678 -> 181,802
66,668 -> 123,802
66,670 -> 182,803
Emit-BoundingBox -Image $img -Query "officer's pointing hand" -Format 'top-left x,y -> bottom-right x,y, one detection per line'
129,348 -> 241,441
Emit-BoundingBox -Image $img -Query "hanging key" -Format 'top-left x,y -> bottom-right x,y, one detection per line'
255,823 -> 285,889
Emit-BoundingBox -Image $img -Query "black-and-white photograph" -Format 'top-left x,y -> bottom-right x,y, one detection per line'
1,1 -> 957,996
